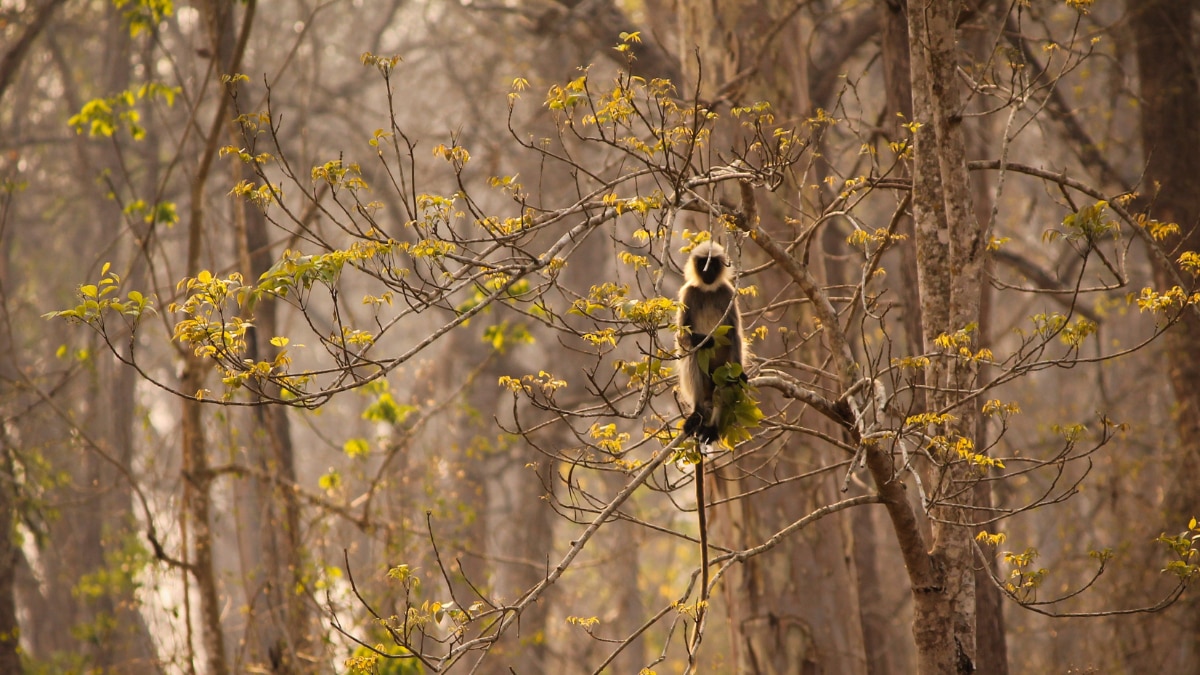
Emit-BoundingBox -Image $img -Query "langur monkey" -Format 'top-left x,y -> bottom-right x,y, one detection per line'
675,240 -> 748,663
676,240 -> 747,445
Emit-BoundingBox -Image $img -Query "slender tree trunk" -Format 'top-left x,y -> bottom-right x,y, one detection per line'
0,457 -> 17,675
906,1 -> 984,672
1130,2 -> 1200,673
180,3 -> 256,673
0,356 -> 20,674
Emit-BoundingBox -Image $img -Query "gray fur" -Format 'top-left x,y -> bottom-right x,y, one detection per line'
676,242 -> 746,437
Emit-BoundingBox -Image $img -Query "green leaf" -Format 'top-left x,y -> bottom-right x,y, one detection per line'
342,438 -> 370,458
318,470 -> 341,492
362,392 -> 415,425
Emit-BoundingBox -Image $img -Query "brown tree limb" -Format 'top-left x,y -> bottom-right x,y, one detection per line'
0,0 -> 66,104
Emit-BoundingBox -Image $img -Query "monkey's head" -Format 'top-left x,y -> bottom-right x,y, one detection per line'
686,241 -> 731,289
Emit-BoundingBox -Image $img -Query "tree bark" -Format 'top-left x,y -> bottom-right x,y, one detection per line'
906,1 -> 983,672
1130,1 -> 1200,673
179,3 -> 258,673
230,81 -> 314,671
0,370 -> 21,675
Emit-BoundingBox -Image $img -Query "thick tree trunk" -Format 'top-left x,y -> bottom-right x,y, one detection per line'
1130,1 -> 1200,672
233,117 -> 314,671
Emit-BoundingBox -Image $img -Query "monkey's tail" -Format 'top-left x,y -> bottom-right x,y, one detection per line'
686,454 -> 710,672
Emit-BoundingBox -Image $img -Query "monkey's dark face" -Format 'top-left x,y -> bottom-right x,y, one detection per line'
693,252 -> 728,286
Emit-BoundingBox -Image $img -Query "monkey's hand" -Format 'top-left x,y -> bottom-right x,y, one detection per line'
684,411 -> 705,437
696,424 -> 720,446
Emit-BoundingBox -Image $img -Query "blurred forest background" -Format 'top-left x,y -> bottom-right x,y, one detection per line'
1,0 -> 1198,673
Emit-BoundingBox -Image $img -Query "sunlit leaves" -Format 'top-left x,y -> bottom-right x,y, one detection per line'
582,327 -> 618,348
1135,286 -> 1200,314
613,356 -> 670,389
482,321 -> 533,354
256,245 -> 399,302
986,236 -> 1011,251
1144,218 -> 1180,241
498,371 -> 567,397
487,174 -> 526,202
565,615 -> 601,631
68,82 -> 181,138
929,434 -> 1005,470
933,323 -> 977,350
123,199 -> 179,226
1029,312 -> 1098,348
342,438 -> 370,459
975,531 -> 1007,547
1156,518 -> 1200,581
432,142 -> 471,172
362,388 -> 415,425
43,262 -> 155,324
454,278 -> 532,327
318,469 -> 342,494
589,423 -> 630,455
905,412 -> 957,428
545,70 -> 589,111
621,296 -> 677,328
113,0 -> 173,37
539,66 -> 730,167
1179,251 -> 1200,276
361,52 -> 402,74
170,269 -> 249,355
1002,547 -> 1048,601
229,179 -> 281,207
933,323 -> 992,361
847,226 -> 907,253
891,355 -> 930,371
1046,200 -> 1117,245
414,193 -> 461,232
673,599 -> 709,621
981,399 -> 1022,419
1051,422 -> 1087,443
337,326 -> 376,348
312,159 -> 368,191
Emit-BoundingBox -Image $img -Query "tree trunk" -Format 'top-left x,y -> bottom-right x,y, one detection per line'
0,383 -> 20,675
231,105 -> 314,672
906,1 -> 984,672
1130,2 -> 1200,673
676,2 -> 869,673
179,3 -> 257,673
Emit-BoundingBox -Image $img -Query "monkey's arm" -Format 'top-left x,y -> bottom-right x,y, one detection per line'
677,304 -> 712,351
